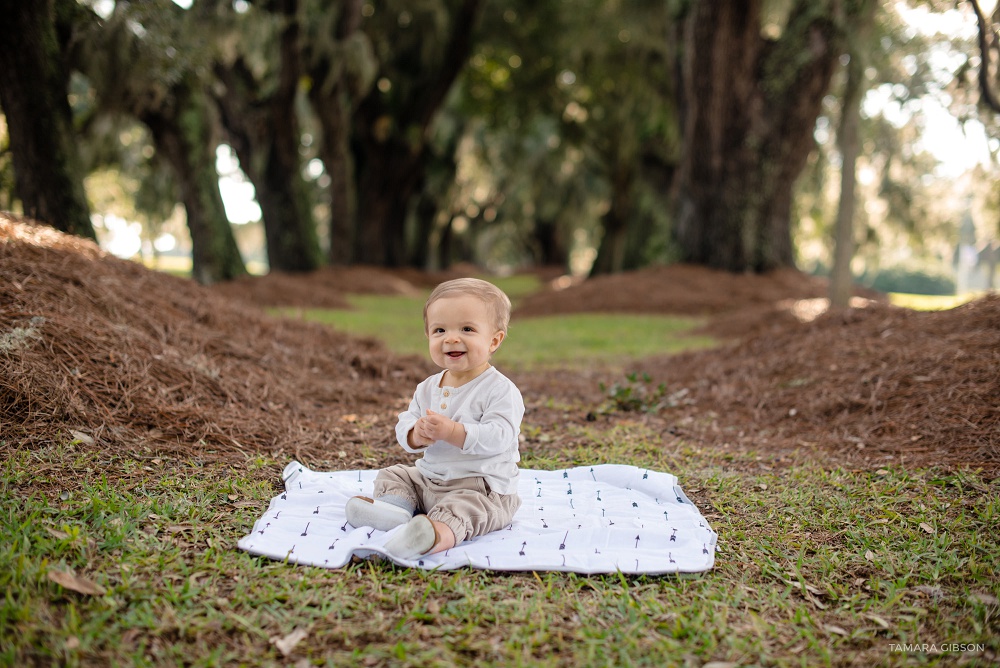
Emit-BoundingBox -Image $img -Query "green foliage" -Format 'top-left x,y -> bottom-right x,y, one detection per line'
859,263 -> 956,296
598,372 -> 683,413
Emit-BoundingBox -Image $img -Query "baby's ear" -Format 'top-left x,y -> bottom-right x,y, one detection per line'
490,330 -> 506,351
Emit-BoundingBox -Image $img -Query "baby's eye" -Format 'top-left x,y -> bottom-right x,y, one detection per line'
432,327 -> 445,334
462,326 -> 475,332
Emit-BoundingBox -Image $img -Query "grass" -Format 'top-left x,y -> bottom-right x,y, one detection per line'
283,293 -> 714,369
2,436 -> 997,667
4,291 -> 998,666
888,292 -> 986,311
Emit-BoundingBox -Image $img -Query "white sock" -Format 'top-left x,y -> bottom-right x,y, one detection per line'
383,516 -> 438,560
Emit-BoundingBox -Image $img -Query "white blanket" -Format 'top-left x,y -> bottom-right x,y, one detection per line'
238,461 -> 717,575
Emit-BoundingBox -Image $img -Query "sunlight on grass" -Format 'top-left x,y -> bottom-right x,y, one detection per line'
282,296 -> 715,368
889,291 -> 984,311
500,313 -> 715,368
278,295 -> 428,357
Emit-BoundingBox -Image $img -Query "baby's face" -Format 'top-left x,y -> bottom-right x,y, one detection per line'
425,295 -> 504,384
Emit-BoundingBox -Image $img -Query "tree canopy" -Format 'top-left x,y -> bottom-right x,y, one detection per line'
0,0 -> 993,287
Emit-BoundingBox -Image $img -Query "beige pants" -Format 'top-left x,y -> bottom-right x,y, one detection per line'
373,464 -> 521,543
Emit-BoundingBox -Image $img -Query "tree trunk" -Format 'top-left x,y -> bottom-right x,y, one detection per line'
141,82 -> 246,285
304,0 -> 368,266
674,0 -> 844,272
214,0 -> 322,273
410,190 -> 438,269
314,88 -> 358,266
829,53 -> 865,307
352,145 -> 416,266
533,216 -> 569,269
351,0 -> 482,267
590,165 -> 634,276
0,0 -> 94,239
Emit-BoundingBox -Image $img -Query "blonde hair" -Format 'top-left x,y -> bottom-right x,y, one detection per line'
423,278 -> 511,334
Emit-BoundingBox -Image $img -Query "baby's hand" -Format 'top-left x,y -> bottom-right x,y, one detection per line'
414,410 -> 465,447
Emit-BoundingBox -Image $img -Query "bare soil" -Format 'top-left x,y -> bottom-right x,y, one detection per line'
2,214 -> 996,477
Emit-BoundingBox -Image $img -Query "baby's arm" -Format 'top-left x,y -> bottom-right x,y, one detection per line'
461,384 -> 524,456
396,388 -> 432,452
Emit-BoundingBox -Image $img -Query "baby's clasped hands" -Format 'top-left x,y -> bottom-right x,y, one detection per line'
414,409 -> 464,447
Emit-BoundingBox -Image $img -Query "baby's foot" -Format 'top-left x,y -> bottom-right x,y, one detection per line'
383,515 -> 439,560
345,496 -> 412,531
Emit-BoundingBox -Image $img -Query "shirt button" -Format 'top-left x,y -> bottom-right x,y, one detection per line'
440,403 -> 447,409
443,390 -> 450,397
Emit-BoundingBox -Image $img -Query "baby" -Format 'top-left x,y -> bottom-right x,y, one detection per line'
346,278 -> 524,559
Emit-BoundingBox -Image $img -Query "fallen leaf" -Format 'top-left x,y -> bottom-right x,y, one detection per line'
918,522 -> 935,534
166,524 -> 195,533
969,592 -> 999,606
69,430 -> 94,446
340,414 -> 358,423
227,494 -> 239,501
875,469 -> 889,476
824,624 -> 849,636
270,628 -> 308,657
45,527 -> 70,540
121,629 -> 142,646
806,592 -> 827,609
48,570 -> 106,596
865,550 -> 876,562
65,636 -> 80,650
913,585 -> 944,599
703,663 -> 739,668
863,613 -> 890,629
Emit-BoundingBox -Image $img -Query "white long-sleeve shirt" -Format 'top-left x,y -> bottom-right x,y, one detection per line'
395,366 -> 523,495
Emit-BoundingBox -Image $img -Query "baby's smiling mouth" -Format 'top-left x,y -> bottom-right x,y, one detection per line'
446,351 -> 465,358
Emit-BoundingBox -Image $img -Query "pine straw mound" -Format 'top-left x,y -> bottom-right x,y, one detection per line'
4,213 -> 995,475
208,265 -> 422,309
0,215 -> 429,465
514,264 -> 883,318
512,262 -> 891,353
635,297 -> 1000,472
207,262 -> 558,308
